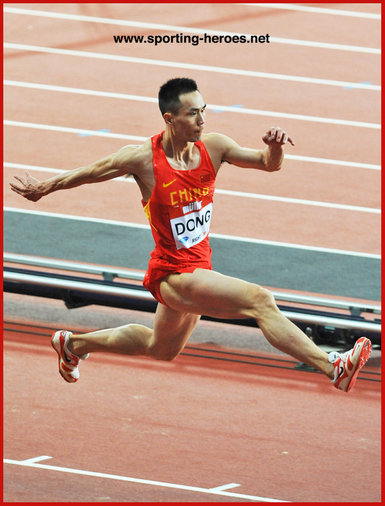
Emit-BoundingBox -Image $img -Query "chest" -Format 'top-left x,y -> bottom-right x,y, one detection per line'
155,167 -> 215,209
165,150 -> 201,171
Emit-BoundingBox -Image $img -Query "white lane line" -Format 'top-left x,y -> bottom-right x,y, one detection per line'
284,154 -> 379,171
210,483 -> 241,491
240,4 -> 381,20
215,188 -> 380,214
4,80 -> 380,130
4,43 -> 380,91
19,456 -> 52,464
5,162 -> 65,174
4,119 -> 147,141
3,6 -> 380,53
4,162 -> 380,214
4,208 -> 380,259
4,120 -> 380,171
3,458 -> 288,502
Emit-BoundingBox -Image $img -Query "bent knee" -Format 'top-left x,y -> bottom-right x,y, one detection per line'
148,344 -> 181,362
156,350 -> 180,362
248,285 -> 278,319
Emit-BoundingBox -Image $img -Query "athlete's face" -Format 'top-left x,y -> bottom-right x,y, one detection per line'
169,91 -> 206,142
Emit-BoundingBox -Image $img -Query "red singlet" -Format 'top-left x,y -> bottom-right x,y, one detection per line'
142,132 -> 216,304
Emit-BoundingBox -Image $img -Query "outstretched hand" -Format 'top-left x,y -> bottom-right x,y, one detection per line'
9,172 -> 44,201
262,127 -> 295,146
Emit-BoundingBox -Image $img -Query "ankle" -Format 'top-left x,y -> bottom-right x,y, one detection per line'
67,334 -> 85,357
326,351 -> 340,380
326,363 -> 335,380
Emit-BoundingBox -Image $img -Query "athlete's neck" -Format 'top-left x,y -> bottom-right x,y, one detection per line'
161,128 -> 195,165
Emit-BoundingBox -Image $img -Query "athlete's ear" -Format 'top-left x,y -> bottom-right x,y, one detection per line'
163,112 -> 173,125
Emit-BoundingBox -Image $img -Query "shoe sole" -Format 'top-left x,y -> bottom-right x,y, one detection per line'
51,331 -> 78,383
346,338 -> 372,392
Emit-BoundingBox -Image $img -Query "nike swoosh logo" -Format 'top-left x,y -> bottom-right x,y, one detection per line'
336,363 -> 345,380
163,179 -> 176,188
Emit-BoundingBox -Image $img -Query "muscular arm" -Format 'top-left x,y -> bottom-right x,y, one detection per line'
208,127 -> 294,172
10,144 -> 145,201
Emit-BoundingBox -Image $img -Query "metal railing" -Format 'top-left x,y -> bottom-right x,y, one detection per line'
4,253 -> 381,346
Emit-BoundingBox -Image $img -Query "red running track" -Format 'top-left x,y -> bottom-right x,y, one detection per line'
3,2 -> 381,254
3,321 -> 381,503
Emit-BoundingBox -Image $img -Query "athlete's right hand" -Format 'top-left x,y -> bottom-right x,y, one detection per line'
262,127 -> 294,146
10,172 -> 45,201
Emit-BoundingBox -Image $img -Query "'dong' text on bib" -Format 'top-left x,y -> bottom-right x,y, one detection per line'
170,202 -> 212,250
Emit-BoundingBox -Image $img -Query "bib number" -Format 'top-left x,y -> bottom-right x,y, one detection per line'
170,202 -> 212,250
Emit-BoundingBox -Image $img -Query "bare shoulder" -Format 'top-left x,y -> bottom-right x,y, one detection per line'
201,132 -> 239,169
202,132 -> 237,150
115,138 -> 153,174
117,138 -> 155,199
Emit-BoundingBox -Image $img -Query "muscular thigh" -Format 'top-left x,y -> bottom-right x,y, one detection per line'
160,268 -> 268,319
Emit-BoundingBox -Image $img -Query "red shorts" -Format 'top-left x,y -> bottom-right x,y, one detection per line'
143,256 -> 212,306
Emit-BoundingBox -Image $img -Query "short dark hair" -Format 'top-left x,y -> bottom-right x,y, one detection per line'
158,78 -> 198,116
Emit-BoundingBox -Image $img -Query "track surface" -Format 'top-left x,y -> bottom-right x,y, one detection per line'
3,3 -> 382,503
4,321 -> 382,503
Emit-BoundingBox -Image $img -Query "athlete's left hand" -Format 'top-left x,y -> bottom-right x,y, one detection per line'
262,127 -> 295,146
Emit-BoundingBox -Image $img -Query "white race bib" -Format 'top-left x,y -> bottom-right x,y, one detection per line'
170,202 -> 212,250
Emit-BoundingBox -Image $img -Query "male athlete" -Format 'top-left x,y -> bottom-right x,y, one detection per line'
10,77 -> 371,392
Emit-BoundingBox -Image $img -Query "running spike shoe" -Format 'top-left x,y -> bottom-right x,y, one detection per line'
51,330 -> 89,383
328,337 -> 372,392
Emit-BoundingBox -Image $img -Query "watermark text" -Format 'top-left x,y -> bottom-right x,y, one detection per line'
113,33 -> 270,46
